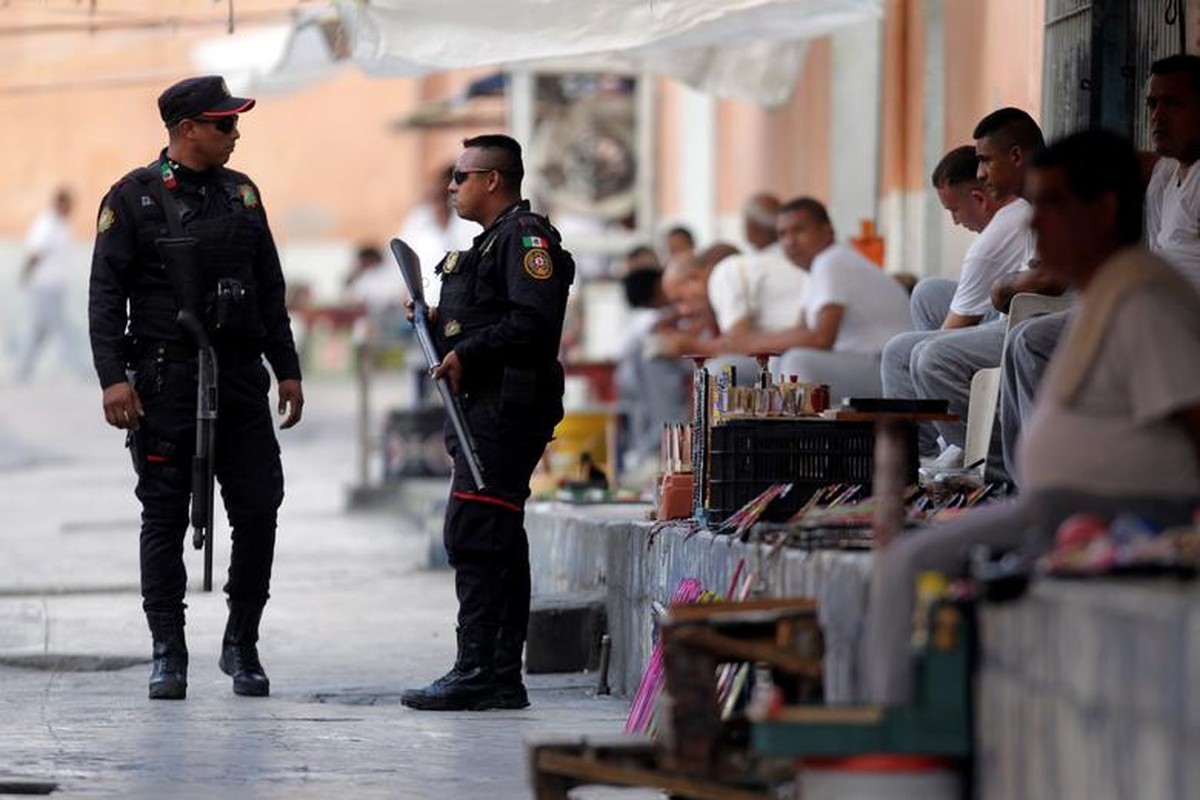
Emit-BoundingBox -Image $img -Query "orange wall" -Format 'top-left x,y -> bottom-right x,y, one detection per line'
0,3 -> 501,248
713,40 -> 832,216
1,0 -> 1048,265
943,0 -> 1044,148
880,0 -> 925,197
879,0 -> 1044,196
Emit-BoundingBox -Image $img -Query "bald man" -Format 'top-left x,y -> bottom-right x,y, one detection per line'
706,193 -> 808,341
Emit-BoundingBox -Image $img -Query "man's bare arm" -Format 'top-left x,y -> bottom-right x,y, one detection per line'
990,269 -> 1070,314
941,311 -> 983,330
726,305 -> 843,354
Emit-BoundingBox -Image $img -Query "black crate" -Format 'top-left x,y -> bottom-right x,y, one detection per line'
705,419 -> 916,523
382,406 -> 452,480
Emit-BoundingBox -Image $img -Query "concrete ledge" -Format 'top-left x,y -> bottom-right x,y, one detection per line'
525,503 -> 872,701
525,502 -> 1200,798
527,590 -> 607,674
978,579 -> 1200,800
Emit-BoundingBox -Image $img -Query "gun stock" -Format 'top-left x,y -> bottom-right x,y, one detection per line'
388,238 -> 487,491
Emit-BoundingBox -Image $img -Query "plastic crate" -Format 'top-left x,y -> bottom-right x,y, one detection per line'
705,419 -> 916,523
382,406 -> 451,480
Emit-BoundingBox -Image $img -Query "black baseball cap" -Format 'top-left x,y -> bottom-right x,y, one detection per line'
158,76 -> 255,127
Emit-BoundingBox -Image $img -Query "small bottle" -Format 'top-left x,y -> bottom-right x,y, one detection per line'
811,384 -> 830,414
747,663 -> 781,721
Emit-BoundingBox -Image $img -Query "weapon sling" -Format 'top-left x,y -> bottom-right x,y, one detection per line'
151,170 -> 218,592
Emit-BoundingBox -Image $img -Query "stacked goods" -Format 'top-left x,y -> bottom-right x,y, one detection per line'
1039,513 -> 1200,577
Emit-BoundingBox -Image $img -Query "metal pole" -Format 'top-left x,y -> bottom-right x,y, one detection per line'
355,329 -> 372,491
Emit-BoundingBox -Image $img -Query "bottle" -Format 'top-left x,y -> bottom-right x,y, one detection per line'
851,218 -> 885,266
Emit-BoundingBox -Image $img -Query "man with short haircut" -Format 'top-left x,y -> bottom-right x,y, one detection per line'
401,134 -> 574,711
664,225 -> 696,260
728,197 -> 911,399
615,255 -> 690,472
706,193 -> 807,341
1000,54 -> 1200,482
910,108 -> 1055,466
881,145 -> 1030,455
865,129 -> 1200,707
1144,54 -> 1200,289
1144,54 -> 1200,290
89,76 -> 304,700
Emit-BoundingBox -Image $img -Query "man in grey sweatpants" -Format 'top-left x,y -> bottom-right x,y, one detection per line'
864,130 -> 1200,707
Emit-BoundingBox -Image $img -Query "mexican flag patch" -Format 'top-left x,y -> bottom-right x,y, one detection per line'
521,235 -> 548,248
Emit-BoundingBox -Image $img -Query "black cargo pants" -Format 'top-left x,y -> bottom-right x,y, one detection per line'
443,391 -> 553,638
128,353 -> 283,615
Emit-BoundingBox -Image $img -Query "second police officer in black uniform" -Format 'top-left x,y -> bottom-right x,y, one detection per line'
401,135 -> 575,711
88,76 -> 304,700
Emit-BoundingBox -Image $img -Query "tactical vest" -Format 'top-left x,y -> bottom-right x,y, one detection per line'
436,208 -> 574,374
124,163 -> 266,344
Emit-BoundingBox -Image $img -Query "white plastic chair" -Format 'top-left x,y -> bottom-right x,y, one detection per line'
961,293 -> 1074,477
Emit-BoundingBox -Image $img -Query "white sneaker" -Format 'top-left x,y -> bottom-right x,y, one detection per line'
930,444 -> 963,470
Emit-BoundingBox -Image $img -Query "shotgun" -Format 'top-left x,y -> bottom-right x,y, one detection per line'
176,309 -> 218,592
389,237 -> 487,490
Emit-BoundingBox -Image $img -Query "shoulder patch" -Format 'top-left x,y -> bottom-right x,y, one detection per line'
521,235 -> 549,249
523,247 -> 553,280
97,205 -> 116,234
237,183 -> 259,208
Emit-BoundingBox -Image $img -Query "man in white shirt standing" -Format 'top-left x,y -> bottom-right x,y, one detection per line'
727,197 -> 911,399
881,145 -> 1031,455
706,193 -> 807,339
14,187 -> 87,380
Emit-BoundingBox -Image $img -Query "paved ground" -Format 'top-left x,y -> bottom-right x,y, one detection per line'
0,374 -> 631,799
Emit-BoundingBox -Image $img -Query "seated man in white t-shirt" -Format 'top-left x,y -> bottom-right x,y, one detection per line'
1000,54 -> 1200,483
722,197 -> 912,399
614,253 -> 691,473
707,193 -> 808,340
881,145 -> 1032,455
910,108 -> 1058,468
863,130 -> 1200,707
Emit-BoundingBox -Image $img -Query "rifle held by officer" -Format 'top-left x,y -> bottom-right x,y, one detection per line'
176,308 -> 218,593
389,237 -> 487,491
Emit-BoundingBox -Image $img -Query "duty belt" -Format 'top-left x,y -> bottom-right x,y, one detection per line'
126,336 -> 260,365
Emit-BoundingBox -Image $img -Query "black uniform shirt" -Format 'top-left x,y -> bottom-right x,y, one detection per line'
438,200 -> 574,380
89,151 -> 301,389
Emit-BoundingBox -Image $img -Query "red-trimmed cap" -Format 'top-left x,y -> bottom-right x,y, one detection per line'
158,76 -> 256,127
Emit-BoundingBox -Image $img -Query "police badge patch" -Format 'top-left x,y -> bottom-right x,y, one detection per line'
523,248 -> 553,280
97,206 -> 116,233
442,251 -> 460,274
237,184 -> 259,208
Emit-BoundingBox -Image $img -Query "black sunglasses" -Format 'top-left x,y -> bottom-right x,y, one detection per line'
451,168 -> 495,185
192,116 -> 238,134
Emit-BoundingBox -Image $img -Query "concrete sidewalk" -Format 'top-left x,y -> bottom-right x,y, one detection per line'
0,375 -> 629,799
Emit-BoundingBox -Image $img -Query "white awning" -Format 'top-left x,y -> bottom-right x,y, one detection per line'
192,7 -> 349,97
195,0 -> 880,107
341,0 -> 881,106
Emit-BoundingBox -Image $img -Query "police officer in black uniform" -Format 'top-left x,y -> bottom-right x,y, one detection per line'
401,135 -> 574,711
88,76 -> 304,700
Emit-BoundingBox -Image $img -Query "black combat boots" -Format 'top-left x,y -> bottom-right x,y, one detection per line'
146,612 -> 188,700
491,626 -> 530,709
218,602 -> 270,697
401,626 -> 506,711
